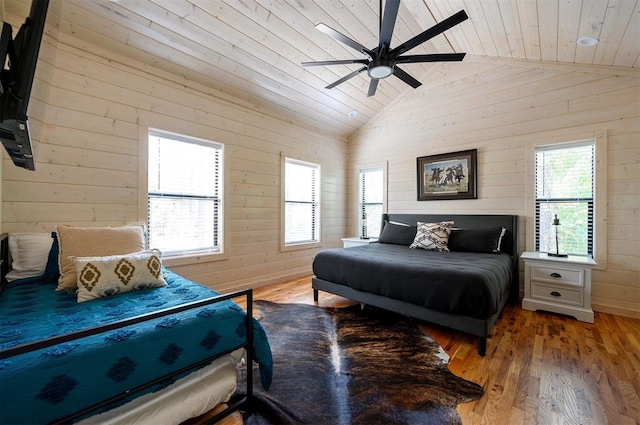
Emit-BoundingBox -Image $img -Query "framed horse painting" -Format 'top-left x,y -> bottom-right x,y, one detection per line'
417,149 -> 477,201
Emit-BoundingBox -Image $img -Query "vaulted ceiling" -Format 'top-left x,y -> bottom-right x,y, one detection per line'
5,0 -> 640,139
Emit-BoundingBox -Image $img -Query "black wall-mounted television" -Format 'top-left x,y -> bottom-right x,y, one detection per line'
0,0 -> 49,171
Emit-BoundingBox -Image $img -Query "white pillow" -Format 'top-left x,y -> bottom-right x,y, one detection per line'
6,233 -> 54,281
497,227 -> 507,252
74,250 -> 167,303
409,221 -> 454,252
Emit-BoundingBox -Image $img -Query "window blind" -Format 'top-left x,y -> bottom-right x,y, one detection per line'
147,130 -> 222,256
359,168 -> 383,238
535,142 -> 594,256
284,158 -> 320,245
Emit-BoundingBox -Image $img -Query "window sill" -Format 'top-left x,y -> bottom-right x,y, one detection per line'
281,241 -> 321,252
162,251 -> 227,267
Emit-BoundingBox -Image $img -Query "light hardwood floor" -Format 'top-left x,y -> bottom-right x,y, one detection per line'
193,276 -> 640,425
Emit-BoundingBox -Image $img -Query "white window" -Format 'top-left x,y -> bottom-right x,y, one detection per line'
284,157 -> 320,246
535,141 -> 594,256
359,167 -> 384,238
147,129 -> 223,257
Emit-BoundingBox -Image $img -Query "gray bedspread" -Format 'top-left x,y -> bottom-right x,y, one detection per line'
312,243 -> 513,319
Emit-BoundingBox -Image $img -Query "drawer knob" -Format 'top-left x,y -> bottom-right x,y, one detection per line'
550,272 -> 562,278
550,291 -> 561,297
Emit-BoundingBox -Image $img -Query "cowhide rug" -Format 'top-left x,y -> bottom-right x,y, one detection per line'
236,300 -> 484,425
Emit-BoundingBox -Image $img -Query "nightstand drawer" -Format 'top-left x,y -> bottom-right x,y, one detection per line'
531,282 -> 583,306
531,265 -> 583,287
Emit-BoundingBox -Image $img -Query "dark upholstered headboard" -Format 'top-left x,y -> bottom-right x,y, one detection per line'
381,213 -> 519,301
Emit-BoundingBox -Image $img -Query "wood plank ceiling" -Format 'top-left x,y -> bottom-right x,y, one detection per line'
6,0 -> 640,140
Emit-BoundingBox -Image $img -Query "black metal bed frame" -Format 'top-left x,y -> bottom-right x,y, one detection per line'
0,233 -> 256,424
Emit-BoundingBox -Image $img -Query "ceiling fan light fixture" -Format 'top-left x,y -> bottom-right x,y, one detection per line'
368,61 -> 394,79
303,4 -> 468,96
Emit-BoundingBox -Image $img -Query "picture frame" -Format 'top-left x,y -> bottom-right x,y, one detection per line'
417,149 -> 477,201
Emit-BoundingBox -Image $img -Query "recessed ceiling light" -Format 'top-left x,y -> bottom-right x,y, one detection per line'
577,37 -> 599,47
348,110 -> 358,118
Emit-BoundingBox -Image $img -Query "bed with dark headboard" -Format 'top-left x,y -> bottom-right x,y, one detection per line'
312,213 -> 519,356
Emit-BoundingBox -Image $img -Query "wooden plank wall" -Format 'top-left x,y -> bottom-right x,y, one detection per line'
1,31 -> 348,294
348,60 -> 640,319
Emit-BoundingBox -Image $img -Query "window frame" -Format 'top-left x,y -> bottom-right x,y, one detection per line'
526,133 -> 607,269
281,155 -> 321,251
534,141 -> 595,256
143,128 -> 225,264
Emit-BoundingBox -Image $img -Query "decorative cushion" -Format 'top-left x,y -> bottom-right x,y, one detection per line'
74,250 -> 167,303
448,227 -> 506,253
409,221 -> 454,252
378,221 -> 418,246
56,225 -> 145,292
6,233 -> 54,281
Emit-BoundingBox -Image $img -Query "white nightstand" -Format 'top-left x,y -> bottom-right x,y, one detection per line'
521,251 -> 596,323
341,237 -> 378,248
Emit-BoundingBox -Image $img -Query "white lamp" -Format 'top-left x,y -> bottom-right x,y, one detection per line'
548,214 -> 568,258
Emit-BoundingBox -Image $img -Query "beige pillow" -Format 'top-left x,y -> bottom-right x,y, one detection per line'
56,225 -> 145,292
74,250 -> 166,303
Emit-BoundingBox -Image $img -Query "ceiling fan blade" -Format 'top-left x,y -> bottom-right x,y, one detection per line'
379,0 -> 400,48
390,10 -> 469,57
316,23 -> 373,58
325,66 -> 367,89
367,79 -> 379,97
393,66 -> 421,88
395,53 -> 466,64
302,59 -> 369,67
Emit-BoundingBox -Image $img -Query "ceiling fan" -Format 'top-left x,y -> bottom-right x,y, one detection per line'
302,0 -> 468,97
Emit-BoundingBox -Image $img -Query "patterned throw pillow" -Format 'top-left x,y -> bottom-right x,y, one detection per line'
74,250 -> 167,303
409,221 -> 454,252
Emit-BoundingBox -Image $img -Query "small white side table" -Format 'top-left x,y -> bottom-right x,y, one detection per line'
521,251 -> 596,323
341,237 -> 378,248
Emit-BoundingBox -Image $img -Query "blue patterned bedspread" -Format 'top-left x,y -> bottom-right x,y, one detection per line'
0,268 -> 273,424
